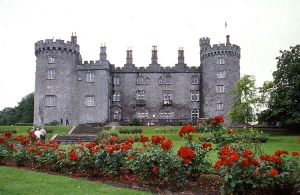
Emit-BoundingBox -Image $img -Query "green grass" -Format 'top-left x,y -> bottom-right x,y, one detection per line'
0,166 -> 153,195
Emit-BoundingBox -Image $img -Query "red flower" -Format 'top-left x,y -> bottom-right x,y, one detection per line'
161,139 -> 173,150
183,158 -> 191,164
4,131 -> 12,138
110,136 -> 120,143
7,143 -> 13,148
242,150 -> 253,157
239,158 -> 249,167
128,154 -> 133,159
152,166 -> 158,173
57,156 -> 63,161
151,135 -> 165,144
68,149 -> 78,161
178,146 -> 195,163
275,157 -> 282,165
292,151 -> 299,156
138,135 -> 148,142
126,137 -> 134,144
0,137 -> 6,143
210,119 -> 217,125
107,145 -> 115,154
228,129 -> 233,134
197,120 -> 202,124
36,150 -> 43,155
202,142 -> 212,148
274,150 -> 289,156
298,139 -> 300,144
214,115 -> 225,123
270,169 -> 278,176
188,135 -> 193,140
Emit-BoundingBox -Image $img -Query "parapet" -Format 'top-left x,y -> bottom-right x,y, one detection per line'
199,37 -> 210,48
34,39 -> 80,56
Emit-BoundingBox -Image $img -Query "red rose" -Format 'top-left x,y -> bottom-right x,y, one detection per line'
152,166 -> 158,173
270,169 -> 278,176
57,156 -> 63,161
292,151 -> 299,156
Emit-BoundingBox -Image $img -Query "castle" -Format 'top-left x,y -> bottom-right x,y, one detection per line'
33,33 -> 240,126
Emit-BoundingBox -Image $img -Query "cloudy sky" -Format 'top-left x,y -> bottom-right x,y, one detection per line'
0,0 -> 299,110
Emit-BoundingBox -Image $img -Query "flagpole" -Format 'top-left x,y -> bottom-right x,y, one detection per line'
225,20 -> 227,39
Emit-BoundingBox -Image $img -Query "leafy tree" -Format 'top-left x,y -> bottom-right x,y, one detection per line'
269,44 -> 300,126
0,93 -> 34,125
228,75 -> 260,125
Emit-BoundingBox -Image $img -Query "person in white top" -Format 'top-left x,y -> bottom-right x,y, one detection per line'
40,127 -> 47,141
34,128 -> 41,139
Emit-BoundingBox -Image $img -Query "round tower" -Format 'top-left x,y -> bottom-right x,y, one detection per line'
199,35 -> 240,122
34,33 -> 82,126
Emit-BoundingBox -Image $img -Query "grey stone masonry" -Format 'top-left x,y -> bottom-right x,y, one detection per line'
34,33 -> 240,126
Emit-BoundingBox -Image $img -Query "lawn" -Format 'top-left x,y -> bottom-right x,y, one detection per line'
0,166 -> 153,195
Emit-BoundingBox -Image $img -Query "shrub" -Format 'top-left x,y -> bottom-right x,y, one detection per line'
129,118 -> 142,126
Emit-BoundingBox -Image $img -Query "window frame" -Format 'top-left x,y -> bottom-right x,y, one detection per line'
217,70 -> 226,79
85,96 -> 95,107
48,56 -> 55,64
137,76 -> 144,85
191,76 -> 199,84
217,102 -> 224,110
47,69 -> 55,79
216,85 -> 225,93
113,76 -> 120,85
191,91 -> 199,101
191,109 -> 199,118
158,77 -> 163,85
165,77 -> 172,85
45,95 -> 55,106
113,92 -> 120,102
136,90 -> 145,100
217,57 -> 225,65
86,72 -> 94,83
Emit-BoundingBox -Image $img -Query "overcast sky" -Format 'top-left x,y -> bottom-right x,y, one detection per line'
0,0 -> 299,110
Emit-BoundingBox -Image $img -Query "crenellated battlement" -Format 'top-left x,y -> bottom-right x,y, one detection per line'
111,63 -> 200,73
34,38 -> 79,56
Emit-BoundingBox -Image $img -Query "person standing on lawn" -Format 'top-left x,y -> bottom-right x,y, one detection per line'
34,128 -> 41,140
40,127 -> 47,141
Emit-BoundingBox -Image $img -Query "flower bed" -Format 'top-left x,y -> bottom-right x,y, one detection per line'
0,116 -> 299,194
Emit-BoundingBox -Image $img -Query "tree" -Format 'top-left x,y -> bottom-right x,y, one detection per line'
0,92 -> 34,125
269,44 -> 300,126
228,75 -> 260,125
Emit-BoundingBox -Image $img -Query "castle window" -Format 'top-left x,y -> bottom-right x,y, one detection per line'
160,109 -> 172,119
86,72 -> 94,82
47,69 -> 55,79
191,91 -> 199,101
191,109 -> 199,118
48,56 -> 55,64
217,102 -> 224,110
137,90 -> 145,100
45,95 -> 55,106
217,58 -> 225,65
113,77 -> 120,85
163,90 -> 172,100
136,109 -> 148,118
217,70 -> 226,79
137,76 -> 143,85
158,77 -> 163,85
85,96 -> 94,106
191,76 -> 199,84
113,92 -> 120,102
145,77 -> 150,85
216,85 -> 225,93
165,77 -> 172,85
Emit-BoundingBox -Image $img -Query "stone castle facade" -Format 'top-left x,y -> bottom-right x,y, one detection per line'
33,33 -> 240,126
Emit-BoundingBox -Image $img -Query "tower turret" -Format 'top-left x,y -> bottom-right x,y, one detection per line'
100,43 -> 107,61
178,47 -> 184,64
151,45 -> 158,64
199,37 -> 210,48
126,47 -> 133,64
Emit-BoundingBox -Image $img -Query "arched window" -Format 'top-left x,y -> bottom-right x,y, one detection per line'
165,76 -> 171,85
158,77 -> 163,85
137,76 -> 143,85
191,76 -> 199,84
145,77 -> 150,85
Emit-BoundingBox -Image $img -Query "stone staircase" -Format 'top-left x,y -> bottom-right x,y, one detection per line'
51,122 -> 119,144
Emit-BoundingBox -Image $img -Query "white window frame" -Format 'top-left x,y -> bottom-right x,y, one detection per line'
216,85 -> 225,93
160,109 -> 172,119
191,91 -> 199,101
47,69 -> 55,79
113,92 -> 120,102
217,58 -> 225,65
86,72 -> 94,82
137,76 -> 143,85
113,77 -> 120,85
165,77 -> 172,85
191,76 -> 199,84
191,110 -> 199,118
217,70 -> 226,79
136,90 -> 145,100
46,95 -> 55,106
48,56 -> 55,64
137,109 -> 148,118
217,102 -> 224,110
86,96 -> 94,107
